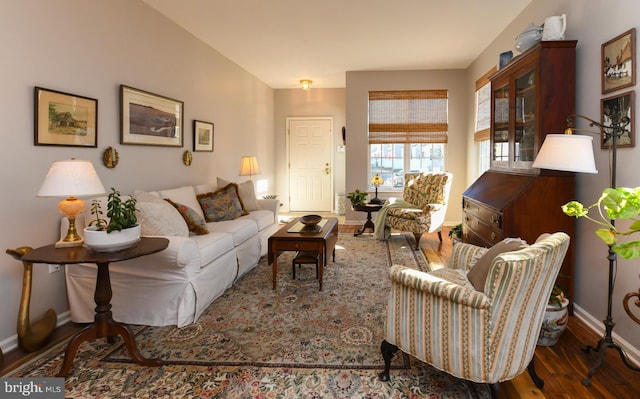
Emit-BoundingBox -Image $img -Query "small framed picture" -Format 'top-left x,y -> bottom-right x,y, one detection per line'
120,85 -> 184,147
34,87 -> 97,147
602,28 -> 636,94
193,120 -> 214,152
601,90 -> 634,149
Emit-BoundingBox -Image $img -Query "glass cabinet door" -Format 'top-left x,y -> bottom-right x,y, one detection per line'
514,69 -> 536,166
492,83 -> 510,167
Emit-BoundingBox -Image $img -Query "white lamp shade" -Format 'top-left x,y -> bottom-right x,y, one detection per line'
532,134 -> 598,174
37,159 -> 106,197
238,156 -> 261,176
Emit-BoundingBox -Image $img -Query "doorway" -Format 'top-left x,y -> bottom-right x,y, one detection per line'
287,117 -> 333,212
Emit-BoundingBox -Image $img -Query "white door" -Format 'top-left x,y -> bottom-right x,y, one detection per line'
288,118 -> 333,212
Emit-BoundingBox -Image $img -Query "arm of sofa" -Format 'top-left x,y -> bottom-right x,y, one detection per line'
257,199 -> 280,220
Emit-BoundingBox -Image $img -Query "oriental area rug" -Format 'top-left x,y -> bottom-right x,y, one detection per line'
7,233 -> 490,398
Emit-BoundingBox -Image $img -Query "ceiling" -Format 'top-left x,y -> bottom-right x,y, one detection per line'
142,0 -> 532,89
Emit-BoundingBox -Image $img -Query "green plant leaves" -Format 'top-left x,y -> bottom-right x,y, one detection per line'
562,186 -> 640,260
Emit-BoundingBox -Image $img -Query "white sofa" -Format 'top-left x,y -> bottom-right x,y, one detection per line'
64,181 -> 280,328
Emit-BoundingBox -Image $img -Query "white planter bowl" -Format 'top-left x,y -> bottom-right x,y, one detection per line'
83,225 -> 141,252
537,298 -> 569,346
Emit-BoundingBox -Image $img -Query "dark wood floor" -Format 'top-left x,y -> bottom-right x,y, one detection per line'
2,225 -> 639,398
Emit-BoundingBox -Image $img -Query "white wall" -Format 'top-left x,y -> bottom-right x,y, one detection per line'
345,70 -> 467,225
467,0 -> 640,353
0,0 -> 274,350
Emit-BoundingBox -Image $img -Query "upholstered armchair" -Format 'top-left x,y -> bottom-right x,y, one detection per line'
375,172 -> 452,249
379,232 -> 571,397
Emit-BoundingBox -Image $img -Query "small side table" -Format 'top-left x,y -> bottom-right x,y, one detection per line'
20,237 -> 169,376
353,203 -> 384,236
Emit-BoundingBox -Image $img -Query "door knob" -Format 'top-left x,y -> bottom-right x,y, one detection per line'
324,163 -> 331,174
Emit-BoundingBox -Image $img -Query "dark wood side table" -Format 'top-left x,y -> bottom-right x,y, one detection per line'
20,237 -> 169,376
353,203 -> 384,236
268,217 -> 338,291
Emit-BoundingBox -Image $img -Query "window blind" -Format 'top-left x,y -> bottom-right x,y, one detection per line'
368,90 -> 448,144
474,67 -> 496,142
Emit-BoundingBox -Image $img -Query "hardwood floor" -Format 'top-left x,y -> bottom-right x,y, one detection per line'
2,224 -> 639,398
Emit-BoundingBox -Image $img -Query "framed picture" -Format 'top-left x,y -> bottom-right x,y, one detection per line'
601,90 -> 634,149
34,87 -> 97,147
193,120 -> 214,152
602,28 -> 636,94
120,85 -> 183,147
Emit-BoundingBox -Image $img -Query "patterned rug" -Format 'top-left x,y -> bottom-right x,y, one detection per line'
7,233 -> 490,398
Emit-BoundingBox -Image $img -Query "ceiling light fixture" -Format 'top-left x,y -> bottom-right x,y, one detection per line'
300,80 -> 312,90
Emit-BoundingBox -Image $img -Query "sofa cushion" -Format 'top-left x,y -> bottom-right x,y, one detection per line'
190,231 -> 235,266
197,183 -> 248,222
467,238 -> 528,292
133,192 -> 189,237
217,177 -> 259,211
206,218 -> 258,246
159,185 -> 205,221
164,198 -> 209,235
240,209 -> 275,231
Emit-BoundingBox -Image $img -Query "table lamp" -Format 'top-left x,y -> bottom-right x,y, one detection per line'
238,156 -> 261,181
369,174 -> 384,204
37,159 -> 106,248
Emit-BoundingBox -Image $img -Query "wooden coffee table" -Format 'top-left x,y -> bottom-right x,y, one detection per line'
268,217 -> 338,291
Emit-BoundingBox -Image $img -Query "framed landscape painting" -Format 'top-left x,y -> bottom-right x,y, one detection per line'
34,87 -> 97,147
602,28 -> 636,94
120,85 -> 184,147
193,120 -> 214,152
601,90 -> 634,149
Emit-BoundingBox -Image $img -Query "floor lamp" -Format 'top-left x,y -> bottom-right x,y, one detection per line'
533,113 -> 640,386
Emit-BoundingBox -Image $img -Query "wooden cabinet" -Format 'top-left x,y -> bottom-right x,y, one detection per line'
463,41 -> 577,311
490,40 -> 577,171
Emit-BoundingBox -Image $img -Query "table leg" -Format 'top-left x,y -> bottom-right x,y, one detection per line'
272,253 -> 278,290
318,248 -> 324,291
354,211 -> 375,236
57,262 -> 162,376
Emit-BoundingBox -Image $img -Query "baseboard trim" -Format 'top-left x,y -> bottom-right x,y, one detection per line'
573,303 -> 640,366
0,310 -> 71,353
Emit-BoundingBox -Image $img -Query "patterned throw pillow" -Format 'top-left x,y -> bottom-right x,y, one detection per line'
164,198 -> 209,235
216,177 -> 258,211
197,183 -> 248,222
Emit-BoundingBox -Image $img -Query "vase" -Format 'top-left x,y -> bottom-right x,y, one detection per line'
83,224 -> 141,252
537,298 -> 569,346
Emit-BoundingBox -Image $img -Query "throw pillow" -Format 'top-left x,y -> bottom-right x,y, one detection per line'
197,183 -> 248,222
133,192 -> 189,237
217,177 -> 259,211
164,198 -> 209,235
467,238 -> 528,292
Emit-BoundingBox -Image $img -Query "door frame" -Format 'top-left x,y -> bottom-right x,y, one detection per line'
285,116 -> 334,213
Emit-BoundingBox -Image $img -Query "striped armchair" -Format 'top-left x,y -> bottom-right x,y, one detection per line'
379,232 -> 570,397
382,172 -> 452,249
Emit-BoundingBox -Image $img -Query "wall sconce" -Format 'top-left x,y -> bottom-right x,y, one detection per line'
300,80 -> 313,90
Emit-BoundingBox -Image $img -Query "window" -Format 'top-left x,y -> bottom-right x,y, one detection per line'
475,67 -> 496,175
368,90 -> 448,190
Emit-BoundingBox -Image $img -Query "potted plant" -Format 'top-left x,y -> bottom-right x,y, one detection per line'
448,223 -> 463,241
83,188 -> 140,252
562,186 -> 640,260
347,189 -> 369,207
537,284 -> 570,346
